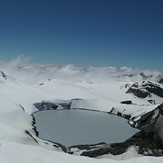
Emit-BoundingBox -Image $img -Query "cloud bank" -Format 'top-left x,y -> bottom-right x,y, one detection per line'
0,56 -> 162,84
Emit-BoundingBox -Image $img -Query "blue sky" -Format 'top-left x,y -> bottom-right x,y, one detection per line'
0,0 -> 163,69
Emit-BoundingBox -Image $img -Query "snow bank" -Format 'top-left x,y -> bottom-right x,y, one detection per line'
0,142 -> 163,163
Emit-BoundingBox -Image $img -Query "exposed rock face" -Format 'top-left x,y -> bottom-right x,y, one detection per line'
143,82 -> 163,98
0,71 -> 7,80
158,78 -> 163,84
34,102 -> 58,111
129,104 -> 163,135
110,103 -> 163,139
81,131 -> 163,157
156,75 -> 163,84
126,81 -> 163,98
126,83 -> 150,98
33,101 -> 71,111
148,99 -> 156,104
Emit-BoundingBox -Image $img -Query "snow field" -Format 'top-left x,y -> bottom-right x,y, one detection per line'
0,59 -> 163,162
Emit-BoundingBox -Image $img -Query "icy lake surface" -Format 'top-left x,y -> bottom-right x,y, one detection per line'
33,109 -> 138,146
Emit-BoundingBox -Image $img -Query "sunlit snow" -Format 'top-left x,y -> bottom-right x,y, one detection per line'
0,57 -> 163,162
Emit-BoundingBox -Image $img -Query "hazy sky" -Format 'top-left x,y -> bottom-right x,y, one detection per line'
0,0 -> 163,69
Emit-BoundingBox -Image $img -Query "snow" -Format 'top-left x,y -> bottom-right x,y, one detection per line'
97,146 -> 142,160
0,141 -> 163,163
0,57 -> 163,162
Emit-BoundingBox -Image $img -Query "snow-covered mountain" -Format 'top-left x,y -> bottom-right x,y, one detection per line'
0,59 -> 163,162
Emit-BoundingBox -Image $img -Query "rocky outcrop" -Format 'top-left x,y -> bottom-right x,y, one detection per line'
121,100 -> 132,104
110,103 -> 163,138
156,75 -> 163,84
129,104 -> 163,134
158,78 -> 163,84
0,71 -> 7,80
126,81 -> 163,98
33,100 -> 71,111
81,131 -> 163,157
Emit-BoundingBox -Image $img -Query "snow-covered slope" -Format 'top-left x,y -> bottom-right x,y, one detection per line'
1,141 -> 163,163
0,59 -> 163,162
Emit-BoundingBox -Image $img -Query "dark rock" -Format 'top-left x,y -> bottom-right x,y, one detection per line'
148,99 -> 156,104
25,130 -> 38,143
126,81 -> 163,98
125,103 -> 163,134
159,78 -> 163,84
126,85 -> 150,98
142,81 -> 163,98
109,107 -> 131,120
33,102 -> 58,111
123,114 -> 131,119
31,115 -> 39,137
110,103 -> 163,138
117,111 -> 122,116
121,100 -> 132,104
19,104 -> 25,111
81,131 -> 163,157
156,75 -> 163,84
0,71 -> 7,80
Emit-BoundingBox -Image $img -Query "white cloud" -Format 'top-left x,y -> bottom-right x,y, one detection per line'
0,56 -> 162,84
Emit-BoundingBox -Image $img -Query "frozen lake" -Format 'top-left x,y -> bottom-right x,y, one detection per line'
33,109 -> 138,147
